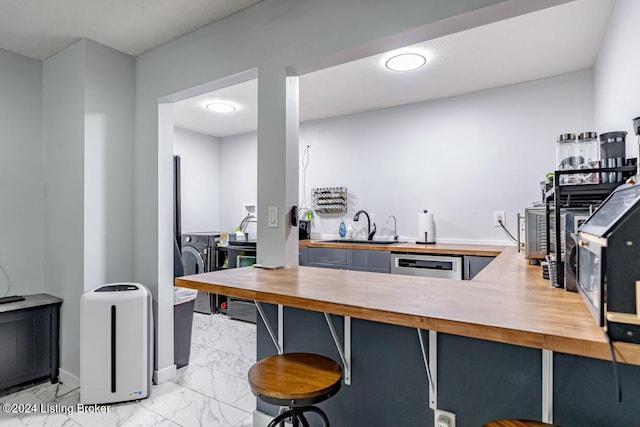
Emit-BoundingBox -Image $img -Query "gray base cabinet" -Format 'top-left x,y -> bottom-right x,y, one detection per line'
463,255 -> 494,280
301,247 -> 493,278
0,294 -> 62,392
301,247 -> 390,273
298,246 -> 308,266
257,304 -> 640,427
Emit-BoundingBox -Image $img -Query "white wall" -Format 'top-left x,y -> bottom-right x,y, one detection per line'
134,0 -> 570,378
304,70 -> 594,243
594,0 -> 640,153
219,132 -> 258,237
43,39 -> 135,381
219,70 -> 594,244
173,127 -> 221,233
0,49 -> 43,297
84,40 -> 136,290
43,41 -> 86,381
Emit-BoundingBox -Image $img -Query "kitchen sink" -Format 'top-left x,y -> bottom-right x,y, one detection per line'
320,239 -> 406,245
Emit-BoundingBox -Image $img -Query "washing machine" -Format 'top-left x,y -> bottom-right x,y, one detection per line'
181,232 -> 220,314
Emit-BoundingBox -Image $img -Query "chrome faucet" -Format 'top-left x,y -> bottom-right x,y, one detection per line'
387,215 -> 398,241
353,210 -> 376,240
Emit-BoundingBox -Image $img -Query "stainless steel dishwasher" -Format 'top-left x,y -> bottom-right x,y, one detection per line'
390,253 -> 463,279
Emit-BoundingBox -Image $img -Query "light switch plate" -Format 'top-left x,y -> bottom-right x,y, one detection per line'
268,206 -> 278,228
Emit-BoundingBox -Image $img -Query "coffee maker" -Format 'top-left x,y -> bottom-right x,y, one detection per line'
299,220 -> 312,240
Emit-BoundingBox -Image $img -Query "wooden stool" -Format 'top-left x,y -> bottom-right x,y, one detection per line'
482,420 -> 558,427
248,352 -> 342,427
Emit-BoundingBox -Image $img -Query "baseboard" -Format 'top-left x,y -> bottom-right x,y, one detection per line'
253,410 -> 293,427
58,369 -> 80,390
153,364 -> 177,384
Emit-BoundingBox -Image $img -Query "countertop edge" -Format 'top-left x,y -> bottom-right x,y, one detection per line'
299,240 -> 507,256
176,246 -> 640,365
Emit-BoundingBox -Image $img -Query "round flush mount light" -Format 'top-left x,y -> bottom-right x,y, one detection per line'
206,102 -> 237,113
385,52 -> 427,72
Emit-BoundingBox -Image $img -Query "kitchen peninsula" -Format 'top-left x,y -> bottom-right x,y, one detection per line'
175,244 -> 640,426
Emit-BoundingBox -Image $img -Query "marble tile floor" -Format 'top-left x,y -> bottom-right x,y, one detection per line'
0,312 -> 257,427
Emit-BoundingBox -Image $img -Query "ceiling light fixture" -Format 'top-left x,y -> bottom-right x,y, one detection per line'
206,102 -> 237,113
385,52 -> 426,72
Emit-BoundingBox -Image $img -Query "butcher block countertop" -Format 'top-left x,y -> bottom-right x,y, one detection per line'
299,239 -> 505,256
175,244 -> 640,366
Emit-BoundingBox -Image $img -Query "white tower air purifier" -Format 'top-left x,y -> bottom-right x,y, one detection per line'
80,283 -> 153,404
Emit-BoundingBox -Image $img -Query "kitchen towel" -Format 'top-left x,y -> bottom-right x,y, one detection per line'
417,211 -> 435,243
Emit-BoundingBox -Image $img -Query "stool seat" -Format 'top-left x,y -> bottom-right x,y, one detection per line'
248,352 -> 342,407
482,420 -> 558,427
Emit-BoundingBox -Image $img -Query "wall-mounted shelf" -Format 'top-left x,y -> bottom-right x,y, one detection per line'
312,186 -> 347,214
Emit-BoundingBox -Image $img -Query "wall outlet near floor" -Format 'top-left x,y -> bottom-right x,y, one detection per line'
493,211 -> 505,227
435,409 -> 456,427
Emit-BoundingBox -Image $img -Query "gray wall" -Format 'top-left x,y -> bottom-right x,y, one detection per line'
217,70 -> 593,244
219,132 -> 258,236
173,127 -> 221,233
594,0 -> 640,143
43,39 -> 135,381
84,40 -> 136,290
43,41 -> 86,380
135,0 -> 557,376
0,49 -> 44,297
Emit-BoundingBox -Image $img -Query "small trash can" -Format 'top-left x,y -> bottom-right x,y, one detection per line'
173,286 -> 198,368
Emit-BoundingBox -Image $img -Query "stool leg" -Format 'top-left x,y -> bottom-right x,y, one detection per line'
267,409 -> 294,427
295,410 -> 311,427
301,406 -> 330,427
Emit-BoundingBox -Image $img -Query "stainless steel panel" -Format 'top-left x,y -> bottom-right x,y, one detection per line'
525,207 -> 547,260
390,253 -> 462,280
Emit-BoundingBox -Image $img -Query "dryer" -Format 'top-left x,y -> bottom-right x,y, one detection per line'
181,232 -> 220,314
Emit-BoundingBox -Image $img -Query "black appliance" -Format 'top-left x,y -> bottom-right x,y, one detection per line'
299,219 -> 311,240
181,232 -> 221,314
173,155 -> 182,243
226,240 -> 257,323
577,184 -> 640,343
562,210 -> 589,292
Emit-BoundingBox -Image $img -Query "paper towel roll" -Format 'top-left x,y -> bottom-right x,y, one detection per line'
417,211 -> 435,244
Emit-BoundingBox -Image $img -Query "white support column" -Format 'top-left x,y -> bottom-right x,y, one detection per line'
256,66 -> 299,268
542,349 -> 553,423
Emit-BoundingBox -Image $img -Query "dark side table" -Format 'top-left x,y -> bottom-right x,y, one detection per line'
0,293 -> 63,393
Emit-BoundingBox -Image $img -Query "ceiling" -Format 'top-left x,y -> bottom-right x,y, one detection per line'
0,0 -> 261,60
0,0 -> 615,138
172,0 -> 615,138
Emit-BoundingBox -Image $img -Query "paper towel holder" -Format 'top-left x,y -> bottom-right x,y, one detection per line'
416,209 -> 435,244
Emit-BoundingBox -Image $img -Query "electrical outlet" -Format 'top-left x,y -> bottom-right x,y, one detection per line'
493,211 -> 505,227
434,409 -> 456,427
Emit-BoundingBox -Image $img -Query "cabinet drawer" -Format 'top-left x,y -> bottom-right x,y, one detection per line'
308,247 -> 347,266
299,247 -> 308,266
348,249 -> 390,270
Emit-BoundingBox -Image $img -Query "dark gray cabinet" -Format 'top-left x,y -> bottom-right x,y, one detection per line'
298,246 -> 308,266
0,294 -> 62,392
463,255 -> 494,280
306,247 -> 347,269
347,249 -> 391,273
301,247 -> 493,279
301,247 -> 390,273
